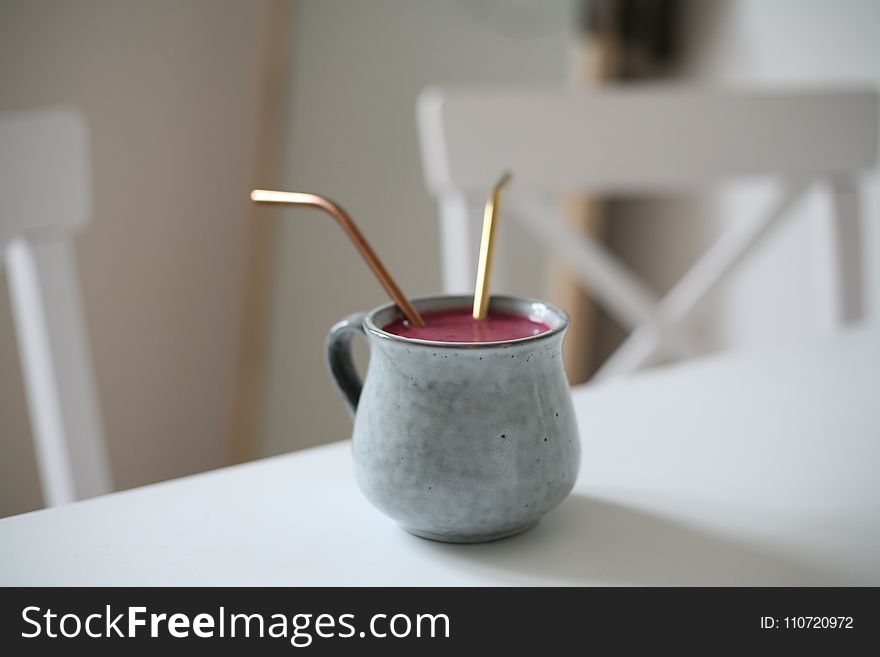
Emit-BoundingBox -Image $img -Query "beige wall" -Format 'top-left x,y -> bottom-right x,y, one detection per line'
0,0 -> 278,516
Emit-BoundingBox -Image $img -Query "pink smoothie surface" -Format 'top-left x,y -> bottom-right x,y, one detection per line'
382,307 -> 552,343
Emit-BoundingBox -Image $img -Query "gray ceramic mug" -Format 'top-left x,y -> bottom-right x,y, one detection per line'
326,294 -> 580,543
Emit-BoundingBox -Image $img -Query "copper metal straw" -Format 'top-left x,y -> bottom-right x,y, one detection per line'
251,189 -> 425,327
472,172 -> 512,320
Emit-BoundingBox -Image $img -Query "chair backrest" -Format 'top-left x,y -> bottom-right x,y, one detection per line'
418,86 -> 878,194
0,107 -> 111,506
417,87 -> 878,379
0,109 -> 91,247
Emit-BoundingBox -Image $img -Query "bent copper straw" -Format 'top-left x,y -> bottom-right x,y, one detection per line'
250,189 -> 425,327
472,172 -> 512,320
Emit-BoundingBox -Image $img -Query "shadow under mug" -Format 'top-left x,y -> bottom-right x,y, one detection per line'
326,294 -> 580,543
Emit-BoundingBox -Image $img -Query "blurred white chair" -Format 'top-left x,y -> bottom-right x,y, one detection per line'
417,87 -> 878,380
1,107 -> 112,506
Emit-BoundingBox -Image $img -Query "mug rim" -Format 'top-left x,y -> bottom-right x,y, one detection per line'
363,294 -> 569,349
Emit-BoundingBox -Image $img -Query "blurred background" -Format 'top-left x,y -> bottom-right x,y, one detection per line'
1,0 -> 878,518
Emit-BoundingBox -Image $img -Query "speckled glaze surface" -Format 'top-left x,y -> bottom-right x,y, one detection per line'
326,295 -> 580,543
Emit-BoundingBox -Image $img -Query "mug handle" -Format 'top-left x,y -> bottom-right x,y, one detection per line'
325,312 -> 367,416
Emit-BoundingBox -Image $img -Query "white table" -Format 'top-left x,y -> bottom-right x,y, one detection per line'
2,327 -> 878,586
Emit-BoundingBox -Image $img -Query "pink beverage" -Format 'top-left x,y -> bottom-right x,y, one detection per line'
383,307 -> 552,343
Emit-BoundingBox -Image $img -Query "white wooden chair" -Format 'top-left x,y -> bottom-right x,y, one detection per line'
1,107 -> 112,506
417,87 -> 878,380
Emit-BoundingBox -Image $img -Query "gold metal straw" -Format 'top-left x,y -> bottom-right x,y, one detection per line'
251,189 -> 425,327
472,172 -> 512,320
